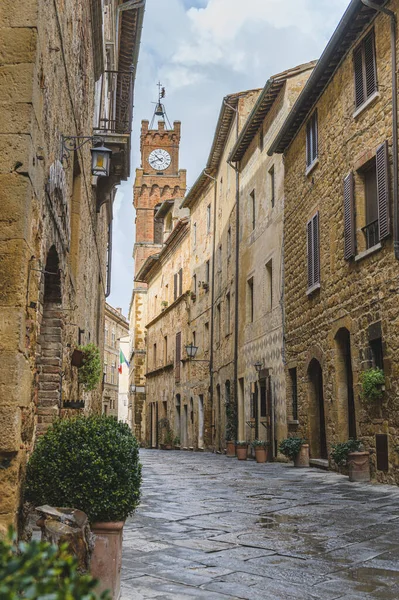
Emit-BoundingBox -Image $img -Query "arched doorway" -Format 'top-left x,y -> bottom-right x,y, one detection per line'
37,246 -> 63,435
307,358 -> 327,459
175,394 -> 181,443
335,328 -> 356,440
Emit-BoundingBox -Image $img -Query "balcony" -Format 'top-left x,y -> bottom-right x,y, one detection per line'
96,70 -> 134,135
362,219 -> 379,250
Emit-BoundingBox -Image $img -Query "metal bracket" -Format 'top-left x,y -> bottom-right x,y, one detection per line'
60,134 -> 104,163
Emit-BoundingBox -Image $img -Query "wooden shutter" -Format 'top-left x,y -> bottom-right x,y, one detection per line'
313,212 -> 320,284
178,268 -> 183,296
306,121 -> 312,167
307,219 -> 314,288
175,332 -> 181,381
312,112 -> 318,163
364,32 -> 377,99
354,46 -> 364,108
174,273 -> 177,301
376,140 -> 390,240
344,172 -> 356,260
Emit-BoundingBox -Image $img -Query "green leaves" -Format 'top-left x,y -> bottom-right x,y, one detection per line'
359,367 -> 385,403
331,439 -> 362,466
78,344 -> 102,391
279,437 -> 306,460
0,528 -> 110,599
25,416 -> 142,523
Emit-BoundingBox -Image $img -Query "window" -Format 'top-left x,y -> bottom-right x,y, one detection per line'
175,332 -> 181,381
204,321 -> 209,348
164,336 -> 168,365
105,326 -> 108,345
354,31 -> 377,109
192,331 -> 196,347
193,274 -> 197,294
205,260 -> 210,284
111,329 -> 116,348
370,337 -> 383,370
216,303 -> 221,343
259,125 -> 264,152
247,277 -> 254,322
227,226 -> 231,258
226,292 -> 231,335
178,268 -> 183,296
307,212 -> 320,292
174,272 -> 178,301
306,111 -> 318,169
174,268 -> 183,299
111,361 -> 115,384
193,222 -> 197,247
266,260 -> 273,311
206,204 -> 211,234
289,368 -> 298,421
103,361 -> 107,383
250,189 -> 256,230
153,343 -> 157,368
269,165 -> 275,208
363,160 -> 379,249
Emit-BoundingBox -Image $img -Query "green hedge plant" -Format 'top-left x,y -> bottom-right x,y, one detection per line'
359,367 -> 385,402
78,344 -> 102,391
331,439 -> 362,467
279,437 -> 306,461
25,415 -> 142,523
0,528 -> 110,599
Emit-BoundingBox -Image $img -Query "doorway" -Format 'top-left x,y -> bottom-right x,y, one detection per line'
335,328 -> 356,440
198,395 -> 204,449
308,359 -> 327,459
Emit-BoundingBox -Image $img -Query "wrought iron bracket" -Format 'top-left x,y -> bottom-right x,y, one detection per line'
60,134 -> 104,163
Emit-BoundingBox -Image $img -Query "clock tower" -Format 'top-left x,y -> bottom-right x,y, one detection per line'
129,111 -> 186,442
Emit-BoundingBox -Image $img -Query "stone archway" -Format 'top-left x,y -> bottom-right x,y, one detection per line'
37,246 -> 63,435
307,358 -> 327,459
335,328 -> 356,440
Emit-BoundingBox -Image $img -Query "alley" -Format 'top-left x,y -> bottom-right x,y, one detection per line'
121,450 -> 399,600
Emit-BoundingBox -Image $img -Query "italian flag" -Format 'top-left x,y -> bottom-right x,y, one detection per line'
118,349 -> 129,374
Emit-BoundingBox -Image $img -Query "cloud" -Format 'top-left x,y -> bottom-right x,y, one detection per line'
108,0 -> 351,315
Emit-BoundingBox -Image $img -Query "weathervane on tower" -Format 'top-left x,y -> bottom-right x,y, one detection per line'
150,82 -> 172,129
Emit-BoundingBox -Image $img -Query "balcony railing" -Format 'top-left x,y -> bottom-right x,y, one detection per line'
362,219 -> 379,250
96,70 -> 134,135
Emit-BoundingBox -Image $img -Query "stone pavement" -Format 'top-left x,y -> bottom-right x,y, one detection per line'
121,449 -> 399,600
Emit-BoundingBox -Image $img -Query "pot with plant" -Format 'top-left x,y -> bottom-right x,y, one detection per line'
251,440 -> 269,463
76,343 -> 102,392
279,437 -> 309,467
25,415 -> 142,600
173,436 -> 181,450
235,441 -> 248,460
164,428 -> 174,450
360,367 -> 385,403
331,438 -> 369,482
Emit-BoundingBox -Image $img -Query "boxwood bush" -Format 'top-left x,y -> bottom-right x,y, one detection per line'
0,528 -> 110,599
25,416 -> 142,523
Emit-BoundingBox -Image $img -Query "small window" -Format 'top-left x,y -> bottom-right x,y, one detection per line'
289,368 -> 298,421
164,335 -> 168,365
206,204 -> 211,234
193,274 -> 197,294
266,260 -> 273,311
226,292 -> 231,335
247,277 -> 254,323
354,31 -> 377,109
204,321 -> 209,347
227,226 -> 231,257
153,343 -> 157,368
306,111 -> 318,169
370,337 -> 383,370
193,222 -> 197,247
307,212 -> 320,292
205,260 -> 210,284
216,303 -> 221,343
250,190 -> 256,230
178,268 -> 183,296
192,331 -> 196,347
174,273 -> 178,301
362,159 -> 379,249
175,332 -> 181,381
259,126 -> 264,152
269,165 -> 275,208
111,329 -> 116,348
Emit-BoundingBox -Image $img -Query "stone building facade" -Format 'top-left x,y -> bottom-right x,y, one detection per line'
129,118 -> 186,442
0,0 -> 144,531
229,63 -> 315,458
103,303 -> 129,417
269,0 -> 399,482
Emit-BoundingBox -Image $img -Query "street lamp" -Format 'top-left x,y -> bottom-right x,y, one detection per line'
185,343 -> 198,359
254,361 -> 263,374
90,144 -> 112,177
60,135 -> 112,177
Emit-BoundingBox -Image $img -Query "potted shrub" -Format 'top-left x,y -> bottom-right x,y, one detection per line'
164,429 -> 174,450
360,367 -> 385,402
173,436 -> 181,450
279,437 -> 309,467
235,441 -> 248,460
331,438 -> 369,482
77,344 -> 102,391
251,440 -> 268,463
25,415 -> 142,600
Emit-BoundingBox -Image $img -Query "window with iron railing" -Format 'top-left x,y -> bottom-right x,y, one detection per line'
96,70 -> 134,134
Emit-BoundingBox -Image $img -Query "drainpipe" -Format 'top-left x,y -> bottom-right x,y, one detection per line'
204,170 -> 217,449
225,99 -> 240,442
361,0 -> 398,258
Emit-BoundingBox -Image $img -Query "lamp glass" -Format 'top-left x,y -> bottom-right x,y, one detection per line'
91,145 -> 112,177
254,361 -> 263,373
185,344 -> 198,359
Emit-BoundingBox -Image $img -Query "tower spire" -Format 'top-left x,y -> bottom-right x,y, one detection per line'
150,82 -> 172,129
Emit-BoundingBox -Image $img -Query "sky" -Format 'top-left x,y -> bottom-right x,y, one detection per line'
108,0 -> 350,317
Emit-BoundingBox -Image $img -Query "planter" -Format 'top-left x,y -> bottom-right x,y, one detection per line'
91,521 -> 124,600
255,446 -> 268,463
236,445 -> 248,460
164,444 -> 172,450
174,445 -> 181,450
71,349 -> 84,368
226,441 -> 236,457
294,444 -> 309,468
63,401 -> 84,409
348,451 -> 370,483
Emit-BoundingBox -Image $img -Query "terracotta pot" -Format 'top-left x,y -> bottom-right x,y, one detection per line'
255,446 -> 267,463
236,445 -> 248,460
226,441 -> 236,457
164,444 -> 172,450
348,451 -> 370,483
71,349 -> 84,368
91,521 -> 124,600
294,444 -> 309,468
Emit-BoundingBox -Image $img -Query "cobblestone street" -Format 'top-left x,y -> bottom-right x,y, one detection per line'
121,450 -> 399,599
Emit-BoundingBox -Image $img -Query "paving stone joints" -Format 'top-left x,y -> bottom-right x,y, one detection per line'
121,450 -> 399,599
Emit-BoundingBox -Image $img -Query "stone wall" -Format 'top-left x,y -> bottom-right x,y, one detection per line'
282,6 -> 399,482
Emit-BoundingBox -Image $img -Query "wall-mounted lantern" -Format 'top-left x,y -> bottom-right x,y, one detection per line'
60,135 -> 112,177
185,343 -> 198,360
90,144 -> 112,177
254,361 -> 263,374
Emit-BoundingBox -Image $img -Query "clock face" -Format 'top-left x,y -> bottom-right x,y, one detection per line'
148,148 -> 171,171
